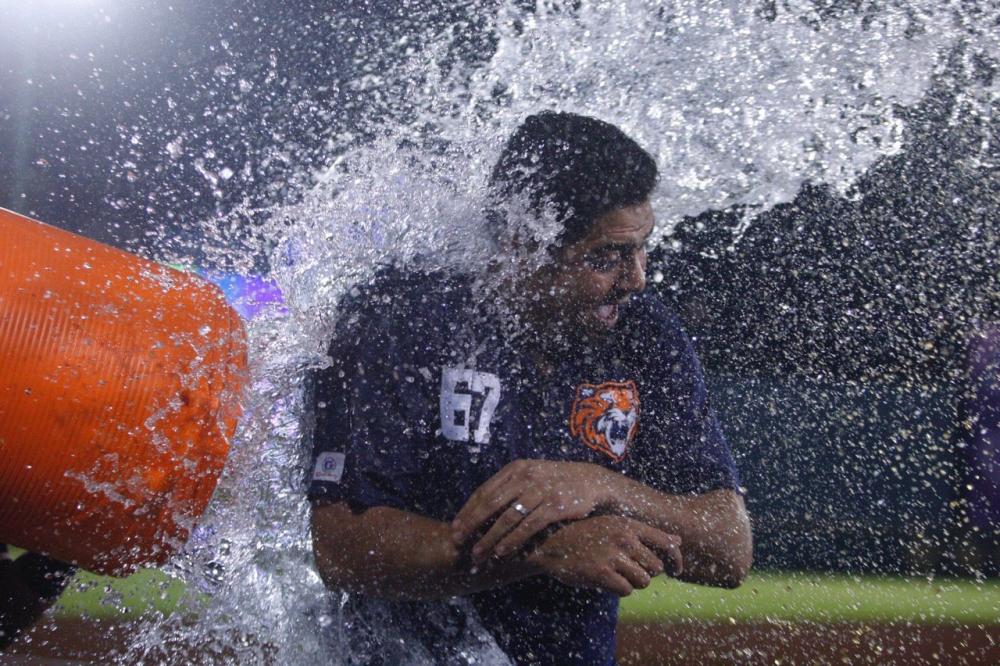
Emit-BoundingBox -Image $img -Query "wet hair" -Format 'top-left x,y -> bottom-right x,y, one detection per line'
488,111 -> 658,246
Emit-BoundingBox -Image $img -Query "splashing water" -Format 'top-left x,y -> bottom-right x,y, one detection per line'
305,0 -> 999,233
119,1 -> 1000,664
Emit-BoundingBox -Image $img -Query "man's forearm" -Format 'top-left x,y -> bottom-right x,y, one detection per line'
311,500 -> 541,601
602,481 -> 752,588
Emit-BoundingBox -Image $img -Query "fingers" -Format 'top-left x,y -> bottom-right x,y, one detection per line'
615,555 -> 653,594
627,543 -> 666,579
451,462 -> 523,544
578,548 -> 660,597
603,571 -> 637,598
611,529 -> 675,593
470,494 -> 544,562
535,516 -> 683,597
638,530 -> 683,577
453,460 -> 607,553
486,503 -> 555,559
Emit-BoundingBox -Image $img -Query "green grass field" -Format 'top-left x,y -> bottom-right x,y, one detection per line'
619,571 -> 1000,624
51,567 -> 1000,625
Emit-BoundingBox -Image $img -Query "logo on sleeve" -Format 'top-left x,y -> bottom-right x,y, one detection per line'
313,452 -> 346,483
570,381 -> 639,462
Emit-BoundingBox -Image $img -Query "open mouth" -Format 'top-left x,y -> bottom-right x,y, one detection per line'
591,303 -> 620,327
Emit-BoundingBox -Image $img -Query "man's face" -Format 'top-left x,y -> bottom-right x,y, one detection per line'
519,201 -> 654,338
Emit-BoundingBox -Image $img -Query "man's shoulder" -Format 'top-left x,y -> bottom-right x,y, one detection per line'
620,290 -> 685,341
332,265 -> 477,358
341,265 -> 474,318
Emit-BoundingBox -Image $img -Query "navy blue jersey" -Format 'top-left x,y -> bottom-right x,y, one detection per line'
308,267 -> 740,666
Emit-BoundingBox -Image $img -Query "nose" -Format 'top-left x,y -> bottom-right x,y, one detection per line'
618,248 -> 647,294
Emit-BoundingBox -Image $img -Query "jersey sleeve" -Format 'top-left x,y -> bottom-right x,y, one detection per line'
306,281 -> 423,510
630,304 -> 742,495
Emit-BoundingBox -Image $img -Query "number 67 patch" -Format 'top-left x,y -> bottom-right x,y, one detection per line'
440,367 -> 502,445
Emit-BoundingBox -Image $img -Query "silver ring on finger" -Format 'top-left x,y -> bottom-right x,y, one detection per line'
512,502 -> 529,517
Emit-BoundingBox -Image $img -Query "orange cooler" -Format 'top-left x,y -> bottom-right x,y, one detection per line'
0,207 -> 247,576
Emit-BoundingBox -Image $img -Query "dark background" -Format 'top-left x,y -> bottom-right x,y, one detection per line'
651,67 -> 1000,574
3,1 -> 999,575
1,0 -> 496,264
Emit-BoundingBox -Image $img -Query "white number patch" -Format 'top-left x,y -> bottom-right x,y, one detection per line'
440,367 -> 502,445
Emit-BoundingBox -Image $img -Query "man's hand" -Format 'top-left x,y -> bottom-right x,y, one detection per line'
528,516 -> 682,597
450,459 -> 751,589
451,460 -> 618,564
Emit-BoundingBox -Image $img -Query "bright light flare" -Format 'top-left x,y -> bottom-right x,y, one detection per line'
0,0 -> 120,50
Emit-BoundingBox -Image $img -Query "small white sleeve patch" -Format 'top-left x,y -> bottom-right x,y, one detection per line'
313,452 -> 346,483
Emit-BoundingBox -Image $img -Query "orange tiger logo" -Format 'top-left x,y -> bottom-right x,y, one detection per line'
569,381 -> 639,462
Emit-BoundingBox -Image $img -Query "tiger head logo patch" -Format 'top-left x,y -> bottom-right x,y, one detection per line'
569,381 -> 640,462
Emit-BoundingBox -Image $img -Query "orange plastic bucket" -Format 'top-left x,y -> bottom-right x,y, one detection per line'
0,207 -> 247,576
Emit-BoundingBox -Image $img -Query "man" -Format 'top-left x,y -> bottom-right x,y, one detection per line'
309,111 -> 752,665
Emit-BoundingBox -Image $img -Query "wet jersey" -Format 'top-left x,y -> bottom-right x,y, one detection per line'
308,267 -> 741,666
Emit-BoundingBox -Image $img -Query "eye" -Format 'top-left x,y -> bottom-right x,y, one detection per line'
583,249 -> 623,272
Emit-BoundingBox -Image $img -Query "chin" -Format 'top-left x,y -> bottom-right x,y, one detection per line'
579,314 -> 617,337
